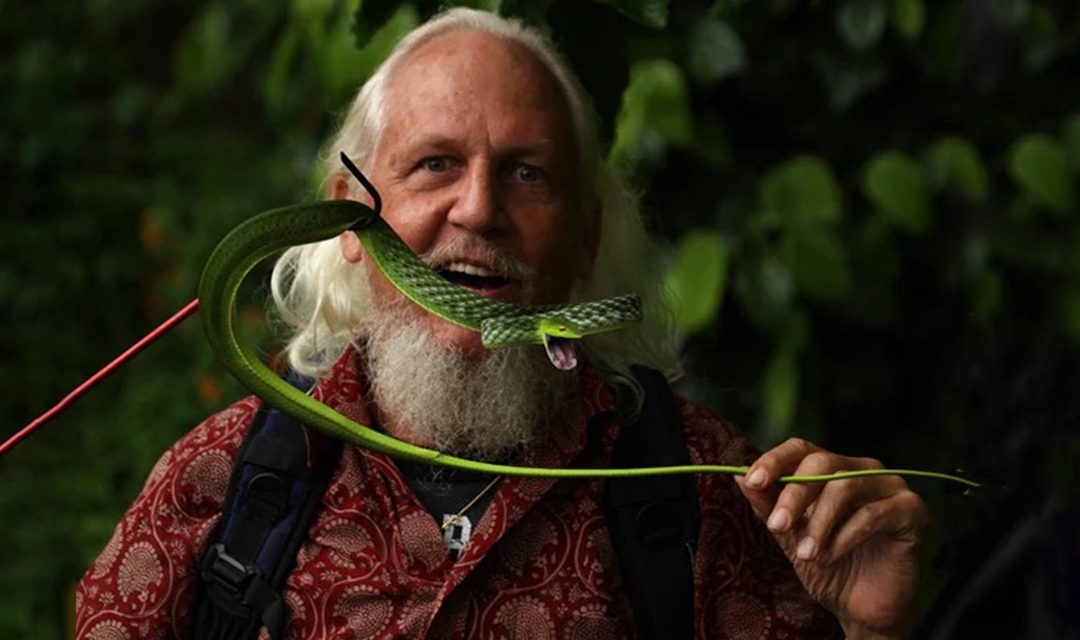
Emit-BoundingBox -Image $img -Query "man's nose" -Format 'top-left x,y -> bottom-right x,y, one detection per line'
447,162 -> 507,235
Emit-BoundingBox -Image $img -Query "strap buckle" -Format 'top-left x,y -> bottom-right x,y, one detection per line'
203,543 -> 254,597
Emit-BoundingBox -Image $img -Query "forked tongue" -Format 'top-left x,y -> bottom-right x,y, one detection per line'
542,333 -> 578,370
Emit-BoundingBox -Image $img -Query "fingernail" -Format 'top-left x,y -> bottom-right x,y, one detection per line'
797,536 -> 816,560
747,468 -> 767,489
767,507 -> 790,532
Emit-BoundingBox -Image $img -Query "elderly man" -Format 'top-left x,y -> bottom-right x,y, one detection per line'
76,8 -> 927,640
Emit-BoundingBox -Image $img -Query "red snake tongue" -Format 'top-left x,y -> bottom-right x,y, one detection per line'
542,334 -> 578,370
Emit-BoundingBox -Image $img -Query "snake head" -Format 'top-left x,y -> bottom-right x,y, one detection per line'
539,318 -> 582,371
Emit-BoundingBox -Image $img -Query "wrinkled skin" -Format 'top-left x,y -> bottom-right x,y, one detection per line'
335,27 -> 928,640
736,438 -> 929,639
337,29 -> 597,358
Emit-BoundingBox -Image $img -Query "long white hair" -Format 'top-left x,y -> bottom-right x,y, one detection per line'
270,8 -> 683,409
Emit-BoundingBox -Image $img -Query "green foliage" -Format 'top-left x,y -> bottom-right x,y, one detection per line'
1008,133 -> 1076,215
759,155 -> 842,226
923,136 -> 989,203
890,0 -> 926,42
862,151 -> 931,234
593,0 -> 670,29
664,230 -> 730,333
609,59 -> 692,168
836,0 -> 888,51
4,0 -> 1080,637
685,16 -> 746,86
781,228 -> 854,303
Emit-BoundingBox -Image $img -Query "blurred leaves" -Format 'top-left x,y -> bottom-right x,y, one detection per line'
836,0 -> 887,52
781,229 -> 854,303
594,0 -> 670,29
5,0 -> 1080,637
759,155 -> 842,226
173,5 -> 234,94
1008,133 -> 1076,216
610,59 -> 692,167
891,0 -> 926,42
862,151 -> 931,234
664,230 -> 730,333
685,16 -> 746,86
924,136 -> 989,203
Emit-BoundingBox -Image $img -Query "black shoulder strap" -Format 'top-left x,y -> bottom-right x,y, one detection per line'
194,366 -> 696,639
603,365 -> 700,640
194,371 -> 342,640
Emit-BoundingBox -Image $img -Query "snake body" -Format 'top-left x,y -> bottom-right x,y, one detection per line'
198,199 -> 980,487
356,206 -> 641,368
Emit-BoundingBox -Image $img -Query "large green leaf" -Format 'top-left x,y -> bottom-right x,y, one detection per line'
1009,133 -> 1076,215
763,347 -> 798,439
352,0 -> 419,44
609,59 -> 692,167
664,230 -> 730,334
318,3 -> 418,101
734,255 -> 795,332
923,136 -> 989,203
593,0 -> 669,29
862,151 -> 932,234
891,0 -> 925,42
173,5 -> 233,94
836,0 -> 887,51
780,228 -> 854,303
761,313 -> 808,440
760,155 -> 843,226
686,16 -> 746,86
264,25 -> 301,114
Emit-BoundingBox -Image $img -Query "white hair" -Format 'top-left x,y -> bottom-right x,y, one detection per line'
270,8 -> 683,410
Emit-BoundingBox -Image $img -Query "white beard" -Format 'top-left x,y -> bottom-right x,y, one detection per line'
361,276 -> 578,462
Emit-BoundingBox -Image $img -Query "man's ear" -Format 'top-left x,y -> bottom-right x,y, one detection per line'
340,230 -> 364,264
330,171 -> 352,201
332,169 -> 367,264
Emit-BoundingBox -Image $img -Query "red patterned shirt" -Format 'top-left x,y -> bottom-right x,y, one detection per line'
76,346 -> 840,639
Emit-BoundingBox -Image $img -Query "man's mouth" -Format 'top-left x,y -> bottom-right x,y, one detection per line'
437,261 -> 512,292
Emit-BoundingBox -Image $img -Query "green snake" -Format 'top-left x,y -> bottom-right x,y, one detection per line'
197,160 -> 979,487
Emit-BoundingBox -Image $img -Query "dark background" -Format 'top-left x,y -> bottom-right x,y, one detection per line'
3,0 -> 1078,637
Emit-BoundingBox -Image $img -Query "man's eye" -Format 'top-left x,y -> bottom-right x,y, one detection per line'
514,164 -> 542,182
423,157 -> 449,172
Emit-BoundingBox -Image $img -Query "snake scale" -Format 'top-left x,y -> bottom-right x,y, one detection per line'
197,175 -> 979,488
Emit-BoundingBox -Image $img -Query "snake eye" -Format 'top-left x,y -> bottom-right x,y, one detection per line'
559,325 -> 567,333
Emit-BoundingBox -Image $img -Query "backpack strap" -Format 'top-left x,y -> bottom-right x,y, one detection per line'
194,371 -> 342,640
603,365 -> 700,640
193,366 -> 698,639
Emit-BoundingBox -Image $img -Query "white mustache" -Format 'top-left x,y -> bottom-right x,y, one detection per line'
420,236 -> 534,282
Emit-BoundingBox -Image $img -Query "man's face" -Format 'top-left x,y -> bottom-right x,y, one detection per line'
340,30 -> 596,358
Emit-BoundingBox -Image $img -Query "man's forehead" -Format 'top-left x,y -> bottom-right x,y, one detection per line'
395,29 -> 539,77
379,29 -> 575,154
385,30 -> 563,112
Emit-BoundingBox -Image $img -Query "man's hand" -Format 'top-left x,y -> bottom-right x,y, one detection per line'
734,437 -> 930,640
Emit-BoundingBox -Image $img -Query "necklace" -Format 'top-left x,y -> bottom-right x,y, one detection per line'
441,475 -> 502,532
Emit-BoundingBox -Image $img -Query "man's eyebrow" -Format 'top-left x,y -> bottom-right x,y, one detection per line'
392,136 -> 559,161
499,140 -> 557,157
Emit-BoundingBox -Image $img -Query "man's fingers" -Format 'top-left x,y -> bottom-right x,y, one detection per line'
745,437 -> 821,490
822,490 -> 928,564
766,451 -> 834,534
733,475 -> 781,525
797,474 -> 892,562
793,456 -> 901,562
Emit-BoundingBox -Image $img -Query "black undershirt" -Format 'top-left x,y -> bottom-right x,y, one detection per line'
396,460 -> 503,559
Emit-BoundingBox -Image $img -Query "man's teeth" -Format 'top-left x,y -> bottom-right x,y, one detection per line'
444,262 -> 498,278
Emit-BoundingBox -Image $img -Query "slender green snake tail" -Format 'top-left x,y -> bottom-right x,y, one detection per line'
198,196 -> 979,489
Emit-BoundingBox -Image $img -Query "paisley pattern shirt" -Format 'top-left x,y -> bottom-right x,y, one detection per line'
75,346 -> 840,639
